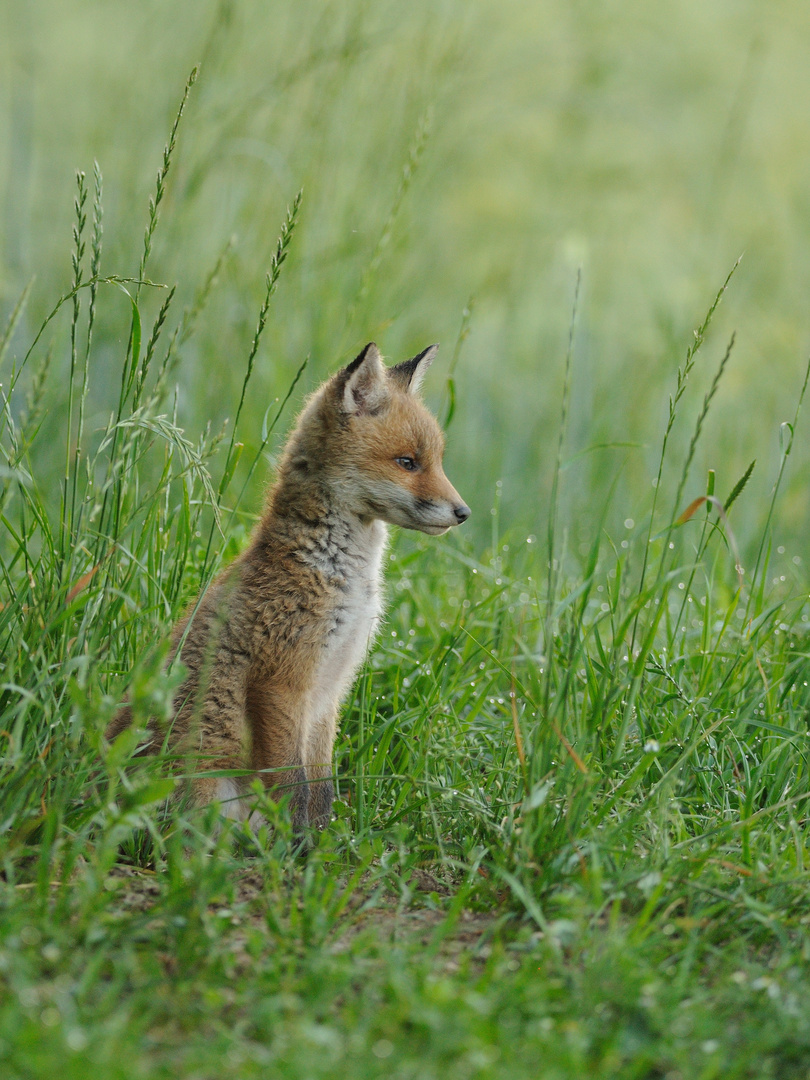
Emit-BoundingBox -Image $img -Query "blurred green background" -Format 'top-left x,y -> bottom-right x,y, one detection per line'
2,0 -> 810,554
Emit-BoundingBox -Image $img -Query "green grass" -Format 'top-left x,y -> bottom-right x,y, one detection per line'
4,5 -> 810,1077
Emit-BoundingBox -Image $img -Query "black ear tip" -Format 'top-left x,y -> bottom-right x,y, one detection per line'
344,342 -> 379,376
357,342 -> 378,362
416,343 -> 439,361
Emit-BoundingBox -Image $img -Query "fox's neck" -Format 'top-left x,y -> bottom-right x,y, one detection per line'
259,467 -> 387,565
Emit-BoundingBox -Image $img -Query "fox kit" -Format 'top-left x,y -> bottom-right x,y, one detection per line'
108,342 -> 470,832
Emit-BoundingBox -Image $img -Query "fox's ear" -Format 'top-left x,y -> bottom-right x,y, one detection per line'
341,343 -> 390,415
390,344 -> 438,395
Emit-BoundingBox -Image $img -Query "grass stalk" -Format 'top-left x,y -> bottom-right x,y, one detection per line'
630,259 -> 740,653
60,170 -> 87,562
200,191 -> 302,577
543,269 -> 580,714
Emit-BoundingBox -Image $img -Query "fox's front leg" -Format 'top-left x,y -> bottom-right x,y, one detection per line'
305,706 -> 338,829
247,683 -> 310,835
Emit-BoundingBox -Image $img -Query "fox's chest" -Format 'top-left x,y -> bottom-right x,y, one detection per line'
309,521 -> 387,713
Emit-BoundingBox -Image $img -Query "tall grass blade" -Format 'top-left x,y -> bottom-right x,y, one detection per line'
137,67 -> 198,297
631,258 -> 741,651
543,269 -> 580,711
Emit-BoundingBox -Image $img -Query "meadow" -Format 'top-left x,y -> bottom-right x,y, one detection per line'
3,2 -> 810,1076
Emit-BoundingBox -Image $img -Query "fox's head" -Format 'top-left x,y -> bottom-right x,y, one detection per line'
287,343 -> 470,535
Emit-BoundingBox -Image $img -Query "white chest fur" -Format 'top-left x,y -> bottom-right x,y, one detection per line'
307,519 -> 387,724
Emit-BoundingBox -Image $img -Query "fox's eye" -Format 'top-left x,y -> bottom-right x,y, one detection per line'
396,456 -> 418,472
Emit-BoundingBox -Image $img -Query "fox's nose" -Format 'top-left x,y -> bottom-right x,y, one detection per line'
454,503 -> 471,523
